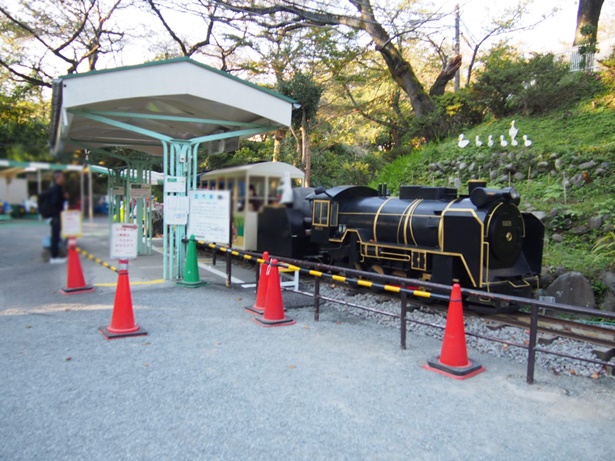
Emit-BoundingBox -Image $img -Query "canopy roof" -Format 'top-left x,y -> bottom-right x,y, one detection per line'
88,164 -> 165,185
0,159 -> 84,178
198,161 -> 304,182
50,57 -> 295,157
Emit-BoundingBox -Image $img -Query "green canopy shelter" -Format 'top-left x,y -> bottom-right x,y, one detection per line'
49,57 -> 295,279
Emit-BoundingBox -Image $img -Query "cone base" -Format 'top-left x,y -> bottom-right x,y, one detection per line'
245,304 -> 265,315
99,325 -> 148,340
176,280 -> 208,288
423,357 -> 485,380
60,285 -> 95,295
252,316 -> 296,328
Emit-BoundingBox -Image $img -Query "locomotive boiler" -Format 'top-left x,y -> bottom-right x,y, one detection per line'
257,180 -> 544,300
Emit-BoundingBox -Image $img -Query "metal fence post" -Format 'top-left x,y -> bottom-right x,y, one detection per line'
400,291 -> 407,350
314,277 -> 320,322
526,303 -> 539,384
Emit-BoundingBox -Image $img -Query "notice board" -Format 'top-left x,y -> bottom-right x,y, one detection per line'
187,190 -> 231,243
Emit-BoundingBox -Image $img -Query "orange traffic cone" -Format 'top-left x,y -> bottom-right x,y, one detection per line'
253,259 -> 296,327
60,238 -> 94,295
245,251 -> 269,315
99,259 -> 147,339
423,283 -> 484,379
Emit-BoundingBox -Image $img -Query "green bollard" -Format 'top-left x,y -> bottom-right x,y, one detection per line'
177,235 -> 207,288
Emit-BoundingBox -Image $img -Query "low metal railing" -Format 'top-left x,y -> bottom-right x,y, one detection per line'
198,241 -> 615,384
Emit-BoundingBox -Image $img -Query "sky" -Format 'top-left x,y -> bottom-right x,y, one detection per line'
450,0 -> 615,57
115,0 -> 615,68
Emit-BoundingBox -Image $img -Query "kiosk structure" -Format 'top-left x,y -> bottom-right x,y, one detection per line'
49,57 -> 295,279
198,161 -> 304,251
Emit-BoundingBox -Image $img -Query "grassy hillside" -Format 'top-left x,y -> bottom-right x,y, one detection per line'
375,96 -> 615,285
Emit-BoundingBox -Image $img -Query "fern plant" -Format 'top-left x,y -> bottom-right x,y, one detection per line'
592,231 -> 615,257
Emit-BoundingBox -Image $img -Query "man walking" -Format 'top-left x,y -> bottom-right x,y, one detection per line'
48,171 -> 68,264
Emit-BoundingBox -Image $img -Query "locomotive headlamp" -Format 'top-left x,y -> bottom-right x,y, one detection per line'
507,187 -> 520,204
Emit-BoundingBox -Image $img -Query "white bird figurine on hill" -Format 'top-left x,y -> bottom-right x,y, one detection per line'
509,120 -> 518,140
500,135 -> 508,147
475,135 -> 483,147
511,138 -> 519,146
487,135 -> 494,147
458,134 -> 470,148
523,134 -> 532,146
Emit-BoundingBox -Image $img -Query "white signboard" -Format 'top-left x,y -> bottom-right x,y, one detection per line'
61,210 -> 82,238
111,186 -> 125,196
164,196 -> 189,225
165,176 -> 186,193
110,223 -> 139,260
129,183 -> 151,199
187,190 -> 231,243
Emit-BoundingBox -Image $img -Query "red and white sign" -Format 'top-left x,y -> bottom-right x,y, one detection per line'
110,223 -> 138,260
61,210 -> 82,238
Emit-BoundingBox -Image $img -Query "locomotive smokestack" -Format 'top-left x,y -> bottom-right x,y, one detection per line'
468,180 -> 487,195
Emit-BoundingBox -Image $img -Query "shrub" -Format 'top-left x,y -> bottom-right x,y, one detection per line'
433,89 -> 484,133
471,46 -> 605,118
470,44 -> 524,118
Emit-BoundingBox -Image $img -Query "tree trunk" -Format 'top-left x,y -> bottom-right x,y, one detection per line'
272,128 -> 286,162
573,0 -> 605,47
430,55 -> 462,96
366,21 -> 436,117
301,109 -> 310,186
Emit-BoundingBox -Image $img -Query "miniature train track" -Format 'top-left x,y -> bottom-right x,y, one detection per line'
222,253 -> 615,358
482,312 -> 615,350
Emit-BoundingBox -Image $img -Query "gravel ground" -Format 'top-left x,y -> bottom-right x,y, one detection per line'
1,219 -> 615,461
315,284 -> 615,379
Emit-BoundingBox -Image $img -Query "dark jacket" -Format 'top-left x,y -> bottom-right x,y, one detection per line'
48,184 -> 65,218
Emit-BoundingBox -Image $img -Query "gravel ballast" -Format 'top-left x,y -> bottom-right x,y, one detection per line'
315,285 -> 615,379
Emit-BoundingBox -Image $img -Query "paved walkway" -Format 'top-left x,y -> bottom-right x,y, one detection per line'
1,218 -> 614,460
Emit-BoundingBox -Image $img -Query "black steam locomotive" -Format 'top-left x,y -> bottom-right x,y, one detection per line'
257,180 -> 544,301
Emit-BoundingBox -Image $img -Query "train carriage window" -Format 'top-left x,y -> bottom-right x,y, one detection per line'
313,200 -> 330,226
268,177 -> 280,205
330,202 -> 339,227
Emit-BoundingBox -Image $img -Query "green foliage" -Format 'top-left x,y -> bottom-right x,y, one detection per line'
372,87 -> 615,278
593,231 -> 615,258
200,139 -> 274,171
578,24 -> 599,56
471,45 -> 605,118
471,44 -> 524,118
310,144 -> 385,188
277,72 -> 323,130
433,89 -> 484,134
514,54 -> 570,115
598,46 -> 615,92
541,183 -> 566,202
0,89 -> 50,160
593,198 -> 615,217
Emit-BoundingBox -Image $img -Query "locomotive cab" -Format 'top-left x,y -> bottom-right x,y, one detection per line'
309,186 -> 375,241
310,196 -> 339,244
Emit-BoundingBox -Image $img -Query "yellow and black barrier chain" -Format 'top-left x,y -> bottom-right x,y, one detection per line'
194,239 -> 449,303
75,247 -> 118,273
283,264 -> 449,302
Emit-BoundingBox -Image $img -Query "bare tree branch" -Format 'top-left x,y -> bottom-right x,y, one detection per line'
213,0 -> 439,117
0,57 -> 51,88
